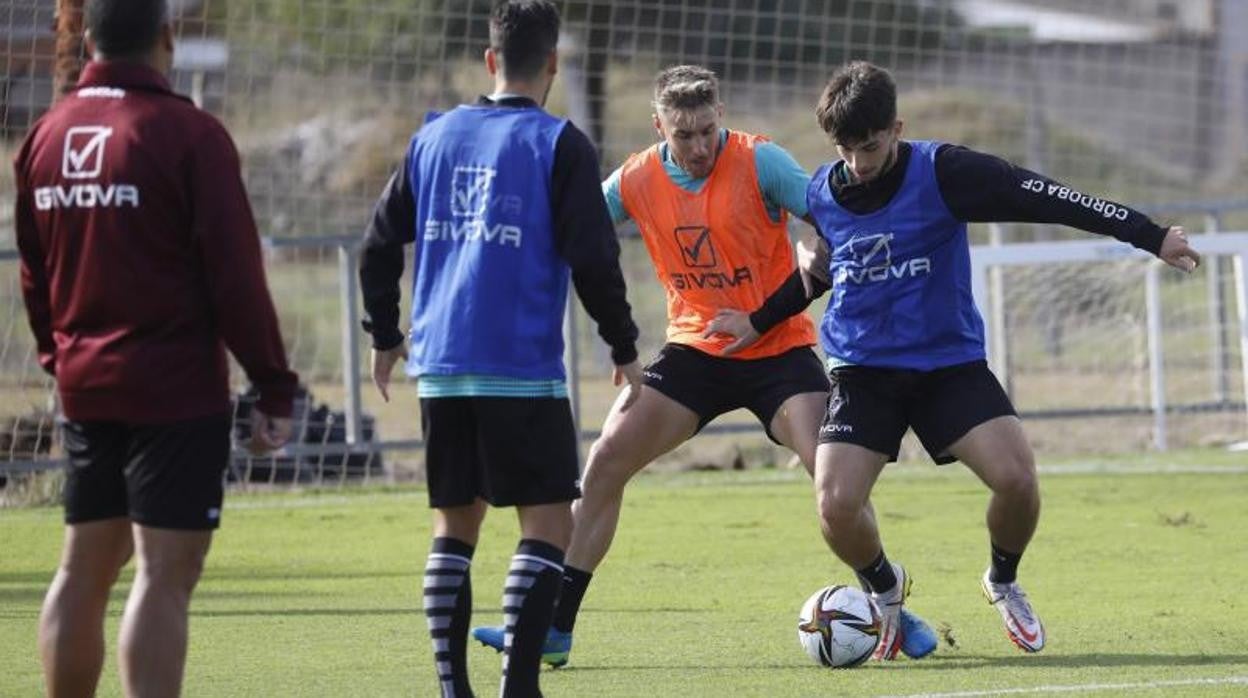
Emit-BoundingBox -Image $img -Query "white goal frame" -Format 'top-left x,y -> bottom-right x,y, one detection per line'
971,231 -> 1248,450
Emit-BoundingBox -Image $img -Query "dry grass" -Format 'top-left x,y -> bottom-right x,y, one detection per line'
0,469 -> 63,508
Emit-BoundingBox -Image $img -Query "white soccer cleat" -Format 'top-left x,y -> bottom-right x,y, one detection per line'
869,563 -> 911,661
981,569 -> 1045,652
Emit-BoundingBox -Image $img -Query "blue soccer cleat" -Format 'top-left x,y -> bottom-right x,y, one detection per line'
471,625 -> 572,668
899,608 -> 938,659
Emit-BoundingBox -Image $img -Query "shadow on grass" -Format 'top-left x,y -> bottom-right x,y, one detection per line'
192,607 -> 419,618
2,568 -> 419,587
0,572 -> 53,585
0,585 -> 341,620
0,586 -> 52,608
202,568 -> 416,582
188,604 -> 720,620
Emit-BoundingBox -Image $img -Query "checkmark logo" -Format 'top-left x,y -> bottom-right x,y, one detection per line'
62,126 -> 113,179
834,233 -> 893,268
675,226 -> 716,268
451,166 -> 495,217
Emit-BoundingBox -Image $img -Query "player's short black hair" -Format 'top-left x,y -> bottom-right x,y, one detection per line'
489,0 -> 561,81
85,0 -> 169,59
816,61 -> 897,145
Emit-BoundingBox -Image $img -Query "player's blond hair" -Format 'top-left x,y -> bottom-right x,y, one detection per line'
652,65 -> 720,113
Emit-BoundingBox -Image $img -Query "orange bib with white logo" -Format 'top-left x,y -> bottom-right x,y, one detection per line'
619,131 -> 816,359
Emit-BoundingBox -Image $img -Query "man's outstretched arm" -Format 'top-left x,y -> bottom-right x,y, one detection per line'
935,145 -> 1200,272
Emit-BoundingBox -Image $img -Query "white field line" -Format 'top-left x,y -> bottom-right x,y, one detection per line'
875,674 -> 1248,698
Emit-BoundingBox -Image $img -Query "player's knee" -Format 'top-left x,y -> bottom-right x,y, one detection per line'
137,549 -> 208,594
816,488 -> 863,533
59,547 -> 132,593
994,453 -> 1038,502
584,435 -> 642,486
51,566 -> 120,601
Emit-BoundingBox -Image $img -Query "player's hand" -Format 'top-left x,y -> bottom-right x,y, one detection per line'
613,360 -> 644,411
795,233 -> 831,297
371,343 -> 408,402
703,308 -> 760,356
249,409 -> 293,453
1159,226 -> 1200,273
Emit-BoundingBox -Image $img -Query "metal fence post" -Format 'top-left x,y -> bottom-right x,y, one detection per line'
1146,263 -> 1167,451
564,287 -> 582,460
972,255 -> 994,374
1205,212 -> 1228,403
1235,253 -> 1248,433
988,223 -> 1010,394
339,243 -> 363,445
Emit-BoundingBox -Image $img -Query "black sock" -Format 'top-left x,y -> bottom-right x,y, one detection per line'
500,539 -> 565,698
855,551 -> 898,594
989,542 -> 1024,584
424,537 -> 475,698
551,566 -> 592,634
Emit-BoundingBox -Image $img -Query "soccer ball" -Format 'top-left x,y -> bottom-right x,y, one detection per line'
797,584 -> 881,668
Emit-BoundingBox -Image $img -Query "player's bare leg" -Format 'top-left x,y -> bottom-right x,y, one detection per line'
772,395 -> 887,562
813,442 -> 888,567
433,499 -> 488,544
517,501 -> 573,551
948,415 -> 1039,553
118,524 -> 212,697
768,391 -> 828,476
40,518 -> 132,698
814,442 -> 914,659
564,386 -> 698,572
471,387 -> 696,668
786,399 -> 937,658
948,415 -> 1045,651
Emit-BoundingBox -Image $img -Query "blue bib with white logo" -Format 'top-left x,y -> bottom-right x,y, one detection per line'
407,105 -> 569,379
807,140 -> 984,370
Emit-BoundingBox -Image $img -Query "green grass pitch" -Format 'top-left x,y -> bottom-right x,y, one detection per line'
2,452 -> 1246,696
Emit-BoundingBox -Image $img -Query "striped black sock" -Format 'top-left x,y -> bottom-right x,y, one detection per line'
423,537 -> 475,698
500,539 -> 564,698
551,565 -> 592,634
855,550 -> 898,594
989,542 -> 1024,584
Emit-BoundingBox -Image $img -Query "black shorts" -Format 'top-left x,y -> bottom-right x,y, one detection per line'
60,412 -> 232,530
421,396 -> 581,508
642,343 -> 830,442
818,360 -> 1017,464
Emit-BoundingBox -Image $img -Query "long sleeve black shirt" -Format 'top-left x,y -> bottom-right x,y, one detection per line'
359,95 -> 639,366
750,141 -> 1171,334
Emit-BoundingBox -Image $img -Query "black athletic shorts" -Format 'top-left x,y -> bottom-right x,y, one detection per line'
60,412 -> 232,530
642,343 -> 830,442
420,396 -> 581,508
818,360 -> 1017,464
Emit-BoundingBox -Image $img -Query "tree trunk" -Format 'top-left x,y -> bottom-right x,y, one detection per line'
53,0 -> 86,102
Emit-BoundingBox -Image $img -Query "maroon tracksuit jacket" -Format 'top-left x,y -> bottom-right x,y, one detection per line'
13,61 -> 296,423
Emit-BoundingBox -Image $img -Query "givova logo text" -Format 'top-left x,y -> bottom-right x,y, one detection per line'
34,126 -> 140,211
833,233 -> 931,284
425,166 -> 522,248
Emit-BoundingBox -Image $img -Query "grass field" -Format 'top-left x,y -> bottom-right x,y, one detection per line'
2,451 -> 1247,697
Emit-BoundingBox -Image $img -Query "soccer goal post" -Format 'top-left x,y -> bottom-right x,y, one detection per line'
971,231 -> 1248,450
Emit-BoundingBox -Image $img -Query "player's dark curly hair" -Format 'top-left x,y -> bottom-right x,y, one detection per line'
816,61 -> 897,145
489,0 -> 561,81
85,0 -> 169,59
